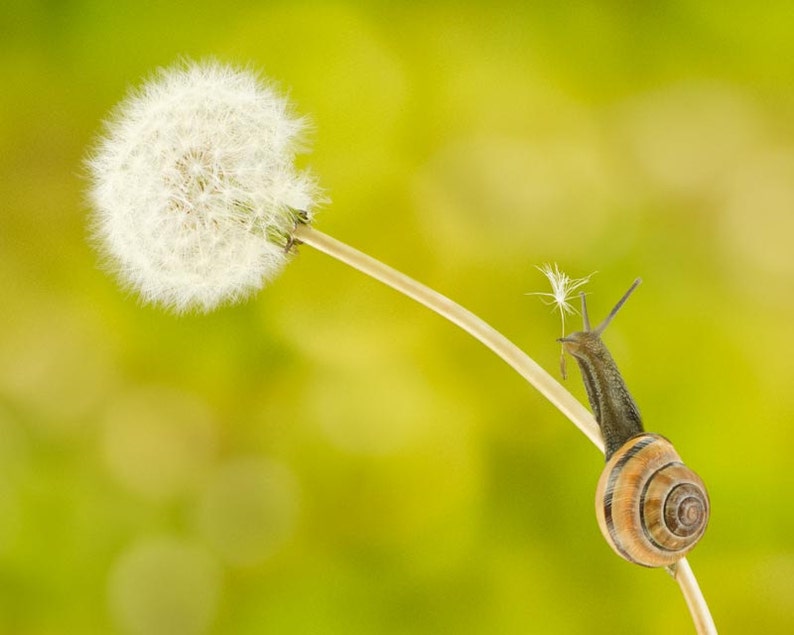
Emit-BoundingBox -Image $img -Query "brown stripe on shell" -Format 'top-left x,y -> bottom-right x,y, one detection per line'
639,461 -> 682,553
598,434 -> 659,565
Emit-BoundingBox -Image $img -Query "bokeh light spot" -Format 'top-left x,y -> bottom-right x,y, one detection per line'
722,150 -> 794,275
306,365 -> 442,455
102,386 -> 217,501
619,83 -> 761,195
108,536 -> 221,635
196,458 -> 299,567
413,133 -> 615,260
0,304 -> 114,435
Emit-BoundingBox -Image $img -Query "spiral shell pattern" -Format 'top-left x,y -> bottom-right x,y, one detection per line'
595,433 -> 709,567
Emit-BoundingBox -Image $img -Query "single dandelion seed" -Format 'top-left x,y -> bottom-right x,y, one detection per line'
529,263 -> 594,337
528,263 -> 594,377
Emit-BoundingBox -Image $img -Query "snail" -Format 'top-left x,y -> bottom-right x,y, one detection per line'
559,279 -> 709,568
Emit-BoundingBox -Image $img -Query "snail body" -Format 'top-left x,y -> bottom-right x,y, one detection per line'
560,279 -> 709,568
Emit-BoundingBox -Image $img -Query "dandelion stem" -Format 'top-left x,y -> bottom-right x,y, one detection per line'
672,559 -> 718,635
293,223 -> 715,634
295,224 -> 604,447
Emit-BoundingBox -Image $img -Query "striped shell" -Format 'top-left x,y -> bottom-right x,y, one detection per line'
595,433 -> 710,567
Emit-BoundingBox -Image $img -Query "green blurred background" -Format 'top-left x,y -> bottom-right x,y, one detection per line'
2,1 -> 793,633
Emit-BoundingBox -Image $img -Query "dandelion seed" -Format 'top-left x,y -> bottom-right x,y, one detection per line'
529,263 -> 594,336
528,263 -> 594,377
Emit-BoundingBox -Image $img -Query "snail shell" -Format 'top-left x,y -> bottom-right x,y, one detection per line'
595,433 -> 710,568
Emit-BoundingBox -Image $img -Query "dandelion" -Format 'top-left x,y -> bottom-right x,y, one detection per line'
87,60 -> 319,312
528,263 -> 594,377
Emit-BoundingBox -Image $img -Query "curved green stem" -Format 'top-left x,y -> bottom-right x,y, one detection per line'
294,224 -> 603,450
672,559 -> 718,634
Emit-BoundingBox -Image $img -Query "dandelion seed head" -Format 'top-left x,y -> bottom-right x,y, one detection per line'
86,59 -> 321,313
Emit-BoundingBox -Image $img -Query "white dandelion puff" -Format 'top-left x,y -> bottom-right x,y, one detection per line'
87,59 -> 321,313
